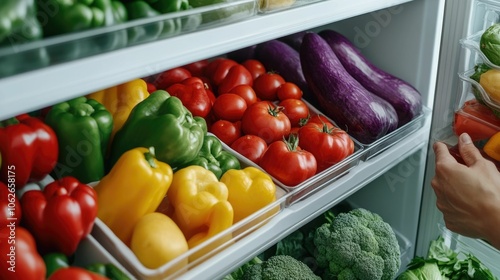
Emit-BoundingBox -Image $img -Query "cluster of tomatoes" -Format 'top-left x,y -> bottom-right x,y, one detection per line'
148,57 -> 355,187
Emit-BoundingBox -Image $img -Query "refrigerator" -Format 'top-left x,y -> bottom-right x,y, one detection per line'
1,0 -> 499,279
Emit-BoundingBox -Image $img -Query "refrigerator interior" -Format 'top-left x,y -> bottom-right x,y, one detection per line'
3,0 -> 500,279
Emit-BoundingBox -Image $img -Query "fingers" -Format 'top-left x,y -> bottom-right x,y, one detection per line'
457,133 -> 483,167
433,141 -> 455,164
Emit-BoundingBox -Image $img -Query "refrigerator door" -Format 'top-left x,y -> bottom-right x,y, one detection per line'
418,0 -> 500,276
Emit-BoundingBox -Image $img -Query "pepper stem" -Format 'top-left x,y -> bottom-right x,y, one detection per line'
144,147 -> 158,168
0,117 -> 19,127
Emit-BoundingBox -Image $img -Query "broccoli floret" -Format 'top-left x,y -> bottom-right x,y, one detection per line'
313,208 -> 401,280
242,255 -> 321,280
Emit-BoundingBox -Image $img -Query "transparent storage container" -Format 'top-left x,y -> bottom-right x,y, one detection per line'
0,0 -> 257,79
459,0 -> 500,70
73,235 -> 135,279
258,0 -> 325,13
360,106 -> 429,161
433,126 -> 500,171
89,150 -> 288,280
455,68 -> 500,141
438,223 -> 500,278
221,99 -> 364,205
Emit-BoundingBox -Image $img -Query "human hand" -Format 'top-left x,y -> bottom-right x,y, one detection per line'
432,133 -> 500,250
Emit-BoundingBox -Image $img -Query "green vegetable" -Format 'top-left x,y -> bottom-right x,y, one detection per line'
43,253 -> 69,278
427,236 -> 498,280
109,90 -> 207,170
124,0 -> 200,44
396,257 -> 445,280
178,134 -> 240,179
87,263 -> 131,280
0,0 -> 42,45
223,256 -> 263,280
46,97 -> 113,184
39,0 -> 128,37
242,255 -> 320,280
312,208 -> 401,280
481,24 -> 500,66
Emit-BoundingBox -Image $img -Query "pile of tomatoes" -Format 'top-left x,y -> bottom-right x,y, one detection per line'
148,57 -> 355,187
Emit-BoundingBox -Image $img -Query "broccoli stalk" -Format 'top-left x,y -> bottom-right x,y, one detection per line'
313,208 -> 401,280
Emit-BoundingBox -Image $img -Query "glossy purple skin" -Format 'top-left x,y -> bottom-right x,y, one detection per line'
279,31 -> 306,51
319,29 -> 422,127
226,45 -> 257,63
254,40 -> 317,105
300,32 -> 398,144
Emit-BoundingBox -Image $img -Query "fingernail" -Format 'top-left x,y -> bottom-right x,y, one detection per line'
460,133 -> 472,144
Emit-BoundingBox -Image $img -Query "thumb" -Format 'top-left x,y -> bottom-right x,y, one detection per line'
458,133 -> 483,167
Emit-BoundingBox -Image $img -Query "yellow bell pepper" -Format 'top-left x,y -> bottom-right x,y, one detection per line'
87,79 -> 149,139
484,131 -> 500,161
94,147 -> 173,246
167,165 -> 233,258
131,212 -> 188,271
480,69 -> 500,103
220,166 -> 278,224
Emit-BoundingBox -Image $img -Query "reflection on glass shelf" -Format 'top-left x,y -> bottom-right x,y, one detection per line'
0,0 -> 256,79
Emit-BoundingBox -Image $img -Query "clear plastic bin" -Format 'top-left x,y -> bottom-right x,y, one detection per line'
360,106 -> 429,161
220,99 -> 364,205
459,0 -> 500,69
258,0 -> 325,13
89,150 -> 288,280
455,68 -> 500,141
0,0 -> 257,79
438,223 -> 500,278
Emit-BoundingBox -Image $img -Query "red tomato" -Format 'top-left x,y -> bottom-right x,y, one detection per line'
230,135 -> 268,164
298,122 -> 354,173
212,93 -> 248,122
153,67 -> 191,89
204,58 -> 238,86
218,64 -> 253,95
259,135 -> 317,186
241,101 -> 291,144
231,84 -> 258,106
253,72 -> 286,101
306,114 -> 334,127
210,120 -> 242,146
290,126 -> 300,135
183,59 -> 209,77
242,59 -> 266,80
278,99 -> 310,127
277,82 -> 303,101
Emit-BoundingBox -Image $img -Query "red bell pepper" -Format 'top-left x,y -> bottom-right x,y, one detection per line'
167,77 -> 213,118
21,176 -> 98,256
48,267 -> 109,280
0,226 -> 46,280
153,66 -> 192,90
0,114 -> 58,188
0,181 -> 21,228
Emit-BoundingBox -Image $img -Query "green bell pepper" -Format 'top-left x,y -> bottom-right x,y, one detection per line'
109,90 -> 207,169
45,97 -> 113,184
0,0 -> 42,45
124,0 -> 201,45
180,134 -> 240,179
87,263 -> 131,280
39,0 -> 128,37
43,253 -> 69,278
